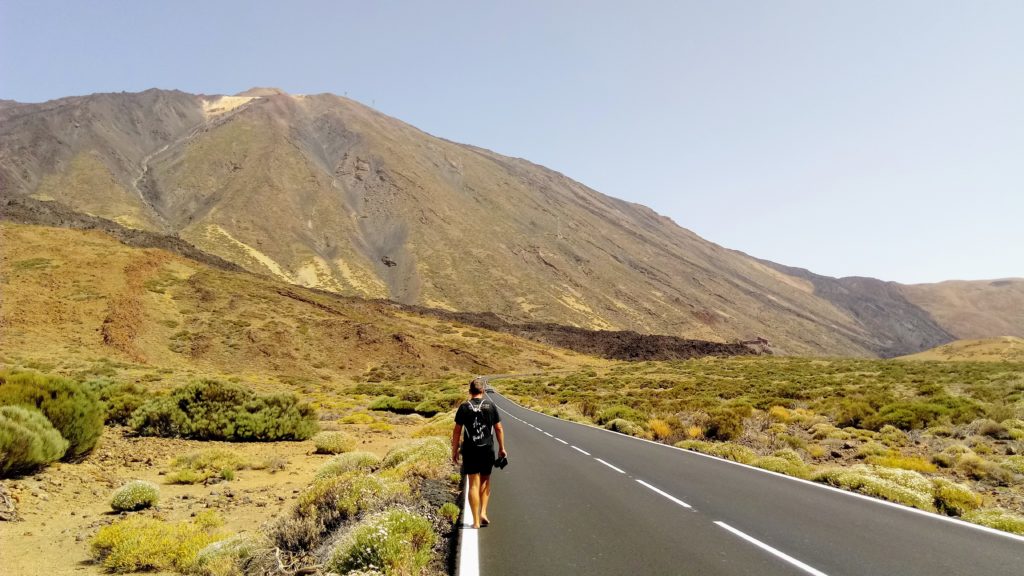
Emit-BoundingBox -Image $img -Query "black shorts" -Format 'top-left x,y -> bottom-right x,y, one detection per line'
461,444 -> 495,476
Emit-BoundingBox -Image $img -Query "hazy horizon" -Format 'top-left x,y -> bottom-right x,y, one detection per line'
2,0 -> 1021,284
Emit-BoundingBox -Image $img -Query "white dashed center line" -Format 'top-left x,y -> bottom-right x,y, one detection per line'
571,446 -> 591,456
594,458 -> 626,474
555,438 -> 568,444
543,432 -> 553,437
715,522 -> 829,576
635,479 -> 692,509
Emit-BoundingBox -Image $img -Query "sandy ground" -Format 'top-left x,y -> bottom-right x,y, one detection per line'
0,423 -> 410,576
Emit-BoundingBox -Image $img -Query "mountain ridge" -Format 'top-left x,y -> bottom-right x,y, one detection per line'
2,87 -> 1021,357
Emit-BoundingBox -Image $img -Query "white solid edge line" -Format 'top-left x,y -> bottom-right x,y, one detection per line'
595,458 -> 626,474
555,438 -> 569,444
715,521 -> 829,576
488,390 -> 1024,543
571,445 -> 591,456
636,479 -> 692,509
458,477 -> 479,576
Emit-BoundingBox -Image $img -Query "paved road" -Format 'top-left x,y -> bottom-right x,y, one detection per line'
472,390 -> 1023,576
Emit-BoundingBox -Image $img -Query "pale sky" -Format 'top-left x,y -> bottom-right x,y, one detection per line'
2,1 -> 1021,284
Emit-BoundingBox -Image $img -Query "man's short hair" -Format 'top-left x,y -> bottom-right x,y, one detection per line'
469,377 -> 485,394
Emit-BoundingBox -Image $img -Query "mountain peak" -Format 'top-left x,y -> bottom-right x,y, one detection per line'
235,87 -> 288,97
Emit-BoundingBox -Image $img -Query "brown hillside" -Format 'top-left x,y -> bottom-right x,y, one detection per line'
3,88 -> 1022,356
900,336 -> 1024,362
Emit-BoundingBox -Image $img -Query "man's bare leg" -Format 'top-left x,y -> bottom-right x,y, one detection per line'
467,473 -> 482,528
479,474 -> 492,525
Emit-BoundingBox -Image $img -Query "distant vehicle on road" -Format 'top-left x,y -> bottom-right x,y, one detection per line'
485,385 -> 495,393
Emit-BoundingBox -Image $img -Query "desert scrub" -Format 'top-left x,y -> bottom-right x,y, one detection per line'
595,404 -> 644,426
0,405 -> 69,477
957,453 -> 1015,485
962,509 -> 1024,535
191,534 -> 264,576
647,418 -> 672,440
675,440 -> 756,464
0,370 -> 104,459
342,412 -> 377,425
90,511 -> 227,572
1003,455 -> 1024,475
130,380 -> 317,441
272,472 -> 410,551
813,465 -> 935,511
380,437 -> 452,480
753,449 -> 811,478
439,501 -> 461,525
86,380 -> 149,425
413,413 -> 455,438
604,418 -> 644,436
312,430 -> 356,454
111,480 -> 160,511
166,449 -> 265,484
315,451 -> 381,480
326,508 -> 436,575
931,479 -> 983,516
865,454 -> 937,473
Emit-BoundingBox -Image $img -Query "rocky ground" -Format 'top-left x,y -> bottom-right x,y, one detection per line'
0,424 -> 408,576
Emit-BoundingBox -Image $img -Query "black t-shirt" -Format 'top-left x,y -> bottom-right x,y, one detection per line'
455,397 -> 501,450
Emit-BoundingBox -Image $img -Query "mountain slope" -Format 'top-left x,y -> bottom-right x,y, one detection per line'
900,336 -> 1024,362
2,88 -> 1021,357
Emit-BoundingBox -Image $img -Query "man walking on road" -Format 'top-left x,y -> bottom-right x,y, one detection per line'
452,377 -> 507,529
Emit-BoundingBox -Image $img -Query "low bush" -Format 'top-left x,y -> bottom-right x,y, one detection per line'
380,437 -> 452,481
87,380 -> 149,425
865,454 -> 937,473
0,370 -> 104,460
316,451 -> 381,480
272,473 -> 410,551
111,480 -> 159,511
90,511 -> 227,572
647,419 -> 672,440
753,454 -> 811,479
312,431 -> 356,454
675,440 -> 757,464
369,396 -> 417,415
863,401 -> 948,431
341,412 -> 377,425
130,380 -> 317,441
595,405 -> 644,426
962,509 -> 1024,535
192,534 -> 263,576
705,408 -> 747,441
0,405 -> 69,477
326,508 -> 436,575
439,502 -> 461,525
166,449 -> 265,485
812,466 -> 934,511
604,418 -> 644,436
931,478 -> 983,516
1003,455 -> 1024,475
957,454 -> 1015,485
412,413 -> 455,438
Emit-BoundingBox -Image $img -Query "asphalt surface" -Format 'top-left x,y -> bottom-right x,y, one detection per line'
473,390 -> 1024,576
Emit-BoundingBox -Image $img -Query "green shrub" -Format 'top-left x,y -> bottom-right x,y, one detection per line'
0,405 -> 69,477
191,534 -> 263,576
413,413 -> 455,438
753,455 -> 811,479
413,400 -> 443,417
326,509 -> 436,575
863,402 -> 948,431
812,466 -> 934,511
111,480 -> 159,511
272,473 -> 410,551
962,509 -> 1024,535
90,511 -> 226,572
674,440 -> 756,464
705,408 -> 746,441
316,451 -> 381,480
380,437 -> 452,480
369,396 -> 417,415
604,418 -> 644,436
86,380 -> 149,425
957,454 -> 1015,485
312,431 -> 357,454
0,370 -> 104,459
833,399 -> 874,428
129,380 -> 317,441
439,502 -> 461,525
932,479 -> 983,516
595,405 -> 644,426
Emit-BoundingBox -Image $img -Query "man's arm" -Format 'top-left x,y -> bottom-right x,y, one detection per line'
495,422 -> 506,458
451,423 -> 462,464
